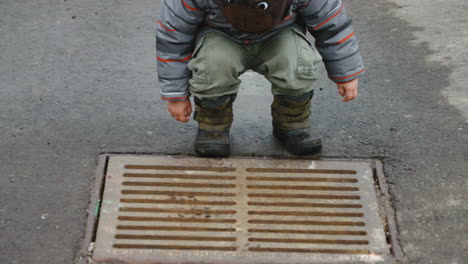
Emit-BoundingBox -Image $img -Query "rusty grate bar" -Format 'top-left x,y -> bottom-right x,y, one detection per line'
92,156 -> 392,264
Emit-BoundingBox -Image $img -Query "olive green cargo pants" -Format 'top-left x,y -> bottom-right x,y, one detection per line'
188,29 -> 321,98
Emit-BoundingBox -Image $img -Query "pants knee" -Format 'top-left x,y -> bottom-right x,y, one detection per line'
189,33 -> 245,82
189,33 -> 246,97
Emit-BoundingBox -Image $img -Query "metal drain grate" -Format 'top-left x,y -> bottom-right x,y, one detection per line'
93,156 -> 391,263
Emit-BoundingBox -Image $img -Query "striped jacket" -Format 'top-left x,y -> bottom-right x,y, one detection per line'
157,0 -> 365,101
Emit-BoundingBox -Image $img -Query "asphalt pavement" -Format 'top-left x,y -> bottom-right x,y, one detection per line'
0,0 -> 466,263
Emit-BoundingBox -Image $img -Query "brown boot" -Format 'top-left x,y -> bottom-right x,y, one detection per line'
271,90 -> 322,155
194,95 -> 236,157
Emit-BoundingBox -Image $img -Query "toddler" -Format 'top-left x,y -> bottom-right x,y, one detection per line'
156,0 -> 364,156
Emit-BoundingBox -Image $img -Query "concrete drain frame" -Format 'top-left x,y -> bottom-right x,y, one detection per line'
78,154 -> 402,264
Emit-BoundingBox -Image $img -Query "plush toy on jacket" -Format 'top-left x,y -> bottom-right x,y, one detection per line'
156,0 -> 364,157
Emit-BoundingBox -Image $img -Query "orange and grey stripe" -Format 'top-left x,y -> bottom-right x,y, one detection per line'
330,69 -> 366,81
157,20 -> 176,32
181,0 -> 200,11
157,55 -> 192,63
335,32 -> 355,44
313,3 -> 344,30
161,95 -> 189,100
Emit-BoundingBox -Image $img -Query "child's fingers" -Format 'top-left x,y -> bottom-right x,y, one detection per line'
178,113 -> 189,123
337,79 -> 358,102
343,89 -> 357,102
170,111 -> 185,122
338,86 -> 346,96
186,102 -> 193,116
343,92 -> 352,102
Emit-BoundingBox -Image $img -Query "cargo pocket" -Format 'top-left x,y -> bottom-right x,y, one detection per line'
292,29 -> 320,81
188,34 -> 211,84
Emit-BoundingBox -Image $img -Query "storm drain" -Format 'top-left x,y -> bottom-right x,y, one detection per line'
92,156 -> 393,263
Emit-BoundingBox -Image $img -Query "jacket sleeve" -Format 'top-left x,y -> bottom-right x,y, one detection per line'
297,0 -> 365,83
156,0 -> 205,101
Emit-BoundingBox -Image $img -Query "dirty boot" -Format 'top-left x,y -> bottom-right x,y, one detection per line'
194,95 -> 236,157
271,90 -> 322,155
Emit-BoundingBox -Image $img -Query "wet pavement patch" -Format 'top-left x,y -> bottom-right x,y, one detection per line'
82,155 -> 399,264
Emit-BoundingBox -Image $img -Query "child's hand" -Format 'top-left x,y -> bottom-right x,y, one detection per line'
337,78 -> 359,102
167,99 -> 192,123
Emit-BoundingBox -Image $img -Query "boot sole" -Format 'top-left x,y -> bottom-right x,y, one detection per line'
195,143 -> 230,157
273,129 -> 322,155
287,142 -> 322,155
